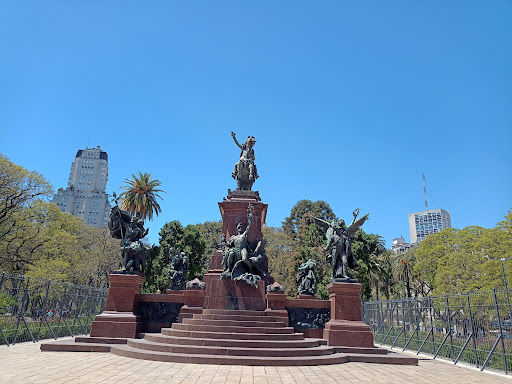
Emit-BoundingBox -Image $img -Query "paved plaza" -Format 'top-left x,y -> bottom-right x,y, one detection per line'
0,338 -> 508,384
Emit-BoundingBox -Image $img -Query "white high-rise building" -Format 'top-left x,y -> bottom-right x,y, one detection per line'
408,209 -> 451,243
52,146 -> 111,227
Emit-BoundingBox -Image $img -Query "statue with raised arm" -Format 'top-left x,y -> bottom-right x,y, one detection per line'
231,131 -> 258,190
221,204 -> 254,279
310,209 -> 369,282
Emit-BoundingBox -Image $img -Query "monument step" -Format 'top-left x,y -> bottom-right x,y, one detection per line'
127,339 -> 336,357
182,318 -> 285,328
202,309 -> 267,317
193,313 -> 282,322
40,339 -> 111,353
339,352 -> 419,365
74,336 -> 128,344
110,344 -> 351,366
171,323 -> 294,334
335,346 -> 388,355
143,333 -> 323,348
162,328 -> 305,341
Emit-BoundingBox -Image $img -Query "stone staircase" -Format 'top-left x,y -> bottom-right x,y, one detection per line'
107,309 -> 415,366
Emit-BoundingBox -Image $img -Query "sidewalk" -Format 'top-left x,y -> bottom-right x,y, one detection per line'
1,338 -> 509,384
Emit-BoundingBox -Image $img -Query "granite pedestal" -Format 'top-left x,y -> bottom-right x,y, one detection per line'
90,273 -> 145,338
323,282 -> 374,347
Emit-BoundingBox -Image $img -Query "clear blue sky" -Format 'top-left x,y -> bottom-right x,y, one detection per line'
1,1 -> 511,247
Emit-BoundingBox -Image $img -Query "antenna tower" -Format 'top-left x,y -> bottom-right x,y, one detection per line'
422,173 -> 428,211
86,130 -> 91,149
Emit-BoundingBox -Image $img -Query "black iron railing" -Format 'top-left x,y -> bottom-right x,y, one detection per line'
0,272 -> 108,345
362,289 -> 512,373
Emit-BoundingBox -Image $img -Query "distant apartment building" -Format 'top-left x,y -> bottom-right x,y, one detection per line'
391,237 -> 415,254
52,146 -> 111,227
408,209 -> 451,243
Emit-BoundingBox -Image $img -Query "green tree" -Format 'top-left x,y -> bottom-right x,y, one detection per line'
194,220 -> 223,273
497,209 -> 512,233
0,154 -> 53,237
391,249 -> 416,298
282,200 -> 335,299
119,172 -> 164,221
412,218 -> 512,296
72,225 -> 121,288
282,200 -> 336,240
263,226 -> 296,295
413,228 -> 459,294
144,220 -> 206,293
351,230 -> 387,301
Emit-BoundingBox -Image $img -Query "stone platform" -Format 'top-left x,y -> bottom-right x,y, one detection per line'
42,308 -> 417,366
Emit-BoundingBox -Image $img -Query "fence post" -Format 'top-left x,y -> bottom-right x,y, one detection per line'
500,259 -> 512,324
493,288 -> 508,373
402,298 -> 407,346
429,296 -> 435,355
415,297 -> 421,352
0,272 -> 9,346
446,296 -> 453,359
466,293 -> 479,367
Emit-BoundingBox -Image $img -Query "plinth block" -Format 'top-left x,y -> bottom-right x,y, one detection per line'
90,311 -> 141,338
327,282 -> 363,322
105,273 -> 146,313
203,278 -> 266,311
90,273 -> 145,339
265,292 -> 289,326
183,289 -> 206,307
323,282 -> 374,348
323,320 -> 374,348
266,292 -> 287,310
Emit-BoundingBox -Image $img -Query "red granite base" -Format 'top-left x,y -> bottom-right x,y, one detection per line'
323,320 -> 374,348
203,276 -> 266,311
323,282 -> 375,348
90,311 -> 141,338
90,274 -> 146,339
105,274 -> 145,312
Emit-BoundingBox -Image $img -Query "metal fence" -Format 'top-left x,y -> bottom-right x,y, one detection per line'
0,272 -> 108,346
362,289 -> 512,373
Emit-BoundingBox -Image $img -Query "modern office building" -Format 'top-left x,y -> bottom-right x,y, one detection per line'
52,146 -> 111,227
408,209 -> 451,243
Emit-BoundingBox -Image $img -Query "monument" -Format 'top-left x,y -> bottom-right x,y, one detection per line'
42,131 -> 417,367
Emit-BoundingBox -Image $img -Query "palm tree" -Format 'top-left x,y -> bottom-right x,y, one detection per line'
119,172 -> 164,221
367,254 -> 388,301
392,249 -> 416,298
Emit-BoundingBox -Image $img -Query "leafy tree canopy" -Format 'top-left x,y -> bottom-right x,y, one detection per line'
144,220 -> 206,293
0,154 -> 53,240
194,220 -> 223,274
282,200 -> 336,240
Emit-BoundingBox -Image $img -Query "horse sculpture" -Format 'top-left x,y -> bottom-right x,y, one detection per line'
231,131 -> 258,190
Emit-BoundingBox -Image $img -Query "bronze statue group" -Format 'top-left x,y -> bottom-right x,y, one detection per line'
107,132 -> 369,291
